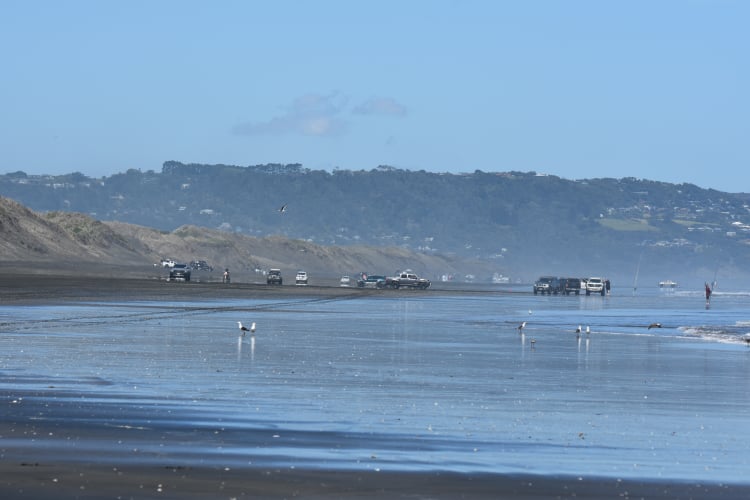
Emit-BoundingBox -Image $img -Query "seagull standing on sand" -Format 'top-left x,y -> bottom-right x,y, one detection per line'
585,325 -> 591,334
517,321 -> 526,333
648,322 -> 662,330
278,204 -> 287,214
238,321 -> 256,336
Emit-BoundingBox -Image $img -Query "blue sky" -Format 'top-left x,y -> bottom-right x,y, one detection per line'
1,1 -> 748,192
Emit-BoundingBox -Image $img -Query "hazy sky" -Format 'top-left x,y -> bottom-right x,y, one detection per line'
1,1 -> 748,192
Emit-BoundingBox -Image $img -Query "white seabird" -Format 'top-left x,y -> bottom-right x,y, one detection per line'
517,321 -> 526,333
238,321 -> 256,336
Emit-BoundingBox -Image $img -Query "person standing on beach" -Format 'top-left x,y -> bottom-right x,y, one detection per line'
705,282 -> 712,304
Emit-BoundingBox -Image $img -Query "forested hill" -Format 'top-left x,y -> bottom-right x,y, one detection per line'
2,162 -> 749,286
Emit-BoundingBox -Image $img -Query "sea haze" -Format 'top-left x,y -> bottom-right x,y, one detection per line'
1,286 -> 749,484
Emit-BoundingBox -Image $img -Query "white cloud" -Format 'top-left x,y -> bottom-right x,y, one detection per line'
232,93 -> 408,138
233,92 -> 349,137
352,97 -> 407,117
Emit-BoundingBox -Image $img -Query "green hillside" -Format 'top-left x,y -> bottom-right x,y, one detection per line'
2,164 -> 749,287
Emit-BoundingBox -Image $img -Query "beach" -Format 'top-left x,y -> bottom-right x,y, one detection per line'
2,272 -> 750,498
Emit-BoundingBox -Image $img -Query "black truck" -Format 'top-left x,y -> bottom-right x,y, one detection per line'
561,277 -> 582,295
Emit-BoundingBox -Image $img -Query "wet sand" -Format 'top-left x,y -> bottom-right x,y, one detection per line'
2,271 -> 750,499
0,269 -> 516,304
3,463 -> 746,499
0,271 -> 386,304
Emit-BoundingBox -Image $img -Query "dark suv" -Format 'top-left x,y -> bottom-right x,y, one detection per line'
561,277 -> 582,295
169,263 -> 191,282
190,260 -> 213,271
357,274 -> 386,288
533,276 -> 561,295
267,269 -> 282,285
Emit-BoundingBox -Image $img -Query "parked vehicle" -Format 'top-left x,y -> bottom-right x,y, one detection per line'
267,269 -> 283,285
168,263 -> 191,281
385,271 -> 431,289
340,275 -> 351,287
357,274 -> 386,288
585,277 -> 606,296
533,276 -> 561,295
190,260 -> 213,271
161,258 -> 176,268
295,270 -> 308,285
561,277 -> 581,295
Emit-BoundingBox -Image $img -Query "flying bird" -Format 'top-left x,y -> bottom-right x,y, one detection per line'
648,323 -> 662,330
238,321 -> 256,336
278,204 -> 287,214
517,321 -> 526,333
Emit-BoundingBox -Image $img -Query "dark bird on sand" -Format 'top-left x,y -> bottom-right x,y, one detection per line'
278,204 -> 287,214
648,323 -> 662,330
517,321 -> 526,333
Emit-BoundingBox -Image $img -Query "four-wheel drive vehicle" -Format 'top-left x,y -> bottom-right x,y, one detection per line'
357,274 -> 386,288
168,263 -> 191,281
561,277 -> 582,295
385,271 -> 431,289
585,277 -> 605,296
267,269 -> 283,285
340,275 -> 352,287
533,276 -> 561,294
295,271 -> 308,285
190,260 -> 213,271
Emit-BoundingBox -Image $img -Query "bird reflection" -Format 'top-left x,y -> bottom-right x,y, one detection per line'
237,332 -> 256,363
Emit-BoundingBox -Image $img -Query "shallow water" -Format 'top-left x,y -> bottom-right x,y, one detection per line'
1,287 -> 749,483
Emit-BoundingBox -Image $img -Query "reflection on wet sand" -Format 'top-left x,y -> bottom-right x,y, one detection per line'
2,280 -> 750,498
